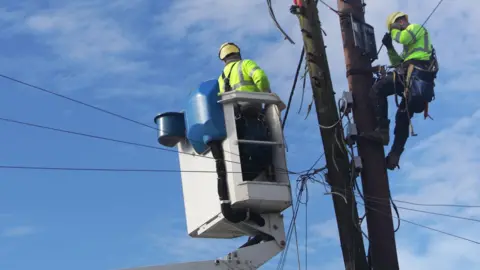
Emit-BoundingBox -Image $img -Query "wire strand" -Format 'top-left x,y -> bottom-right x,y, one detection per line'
314,178 -> 480,209
0,116 -> 249,166
0,74 -> 157,131
0,73 -> 247,158
0,165 -> 287,174
318,0 -> 340,14
277,175 -> 306,270
276,154 -> 326,270
282,47 -> 305,130
355,192 -> 480,224
357,201 -> 480,245
267,0 -> 295,44
318,181 -> 480,225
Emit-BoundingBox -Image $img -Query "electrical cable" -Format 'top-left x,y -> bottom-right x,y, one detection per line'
282,47 -> 305,130
392,200 -> 480,209
0,73 -> 157,131
267,0 -> 295,44
0,165 -> 288,175
357,200 -> 480,245
356,193 -> 480,224
0,116 -> 294,175
317,0 -> 340,14
313,170 -> 480,247
311,177 -> 480,209
276,161 -> 327,270
316,179 -> 480,245
304,189 -> 309,270
0,73 -> 246,158
358,191 -> 480,209
317,182 -> 480,226
390,195 -> 401,232
297,62 -> 308,114
276,175 -> 306,270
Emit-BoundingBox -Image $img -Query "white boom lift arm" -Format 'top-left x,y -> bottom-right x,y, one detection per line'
124,213 -> 286,270
123,89 -> 292,270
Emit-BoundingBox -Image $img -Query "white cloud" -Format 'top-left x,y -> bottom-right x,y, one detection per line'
310,218 -> 339,243
1,226 -> 37,238
24,3 -> 144,70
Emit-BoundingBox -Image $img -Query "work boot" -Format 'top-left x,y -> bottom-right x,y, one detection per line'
386,150 -> 402,170
361,119 -> 390,145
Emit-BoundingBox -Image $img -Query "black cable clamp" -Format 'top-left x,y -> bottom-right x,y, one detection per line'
290,5 -> 305,15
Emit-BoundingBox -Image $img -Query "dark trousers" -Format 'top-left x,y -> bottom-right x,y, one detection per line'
370,73 -> 420,155
235,104 -> 273,181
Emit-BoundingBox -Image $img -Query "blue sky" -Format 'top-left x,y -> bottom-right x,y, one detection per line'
1,0 -> 479,269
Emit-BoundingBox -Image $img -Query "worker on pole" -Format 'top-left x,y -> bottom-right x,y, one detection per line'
363,12 -> 439,170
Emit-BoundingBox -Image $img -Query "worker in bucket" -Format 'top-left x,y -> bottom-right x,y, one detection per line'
217,42 -> 274,181
218,42 -> 272,95
362,12 -> 439,170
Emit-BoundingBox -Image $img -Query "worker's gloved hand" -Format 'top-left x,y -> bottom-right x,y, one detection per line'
382,33 -> 393,49
390,23 -> 402,30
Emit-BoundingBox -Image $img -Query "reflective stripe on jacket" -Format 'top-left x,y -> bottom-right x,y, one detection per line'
217,59 -> 271,95
387,23 -> 433,66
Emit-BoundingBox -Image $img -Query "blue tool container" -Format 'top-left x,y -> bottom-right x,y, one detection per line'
185,80 -> 227,154
154,112 -> 186,147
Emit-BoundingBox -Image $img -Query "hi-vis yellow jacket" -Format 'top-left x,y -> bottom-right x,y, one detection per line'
217,59 -> 271,95
387,23 -> 433,66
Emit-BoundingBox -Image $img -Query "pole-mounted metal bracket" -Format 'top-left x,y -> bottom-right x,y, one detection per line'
345,122 -> 358,146
348,13 -> 378,61
339,91 -> 354,115
352,156 -> 363,173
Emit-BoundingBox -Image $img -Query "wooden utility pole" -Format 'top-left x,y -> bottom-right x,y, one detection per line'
335,1 -> 400,269
292,1 -> 369,269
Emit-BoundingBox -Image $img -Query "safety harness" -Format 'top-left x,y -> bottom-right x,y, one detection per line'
393,48 -> 439,136
221,61 -> 239,93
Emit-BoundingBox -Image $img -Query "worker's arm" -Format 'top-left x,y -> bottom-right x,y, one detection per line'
390,24 -> 419,46
382,32 -> 403,66
243,59 -> 271,92
387,47 -> 403,66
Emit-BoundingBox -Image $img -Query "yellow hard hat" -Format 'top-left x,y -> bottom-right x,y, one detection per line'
386,11 -> 408,31
218,42 -> 240,60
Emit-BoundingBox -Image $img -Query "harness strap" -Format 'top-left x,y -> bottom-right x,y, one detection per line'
221,62 -> 243,118
221,61 -> 239,93
404,64 -> 417,136
393,72 -> 400,108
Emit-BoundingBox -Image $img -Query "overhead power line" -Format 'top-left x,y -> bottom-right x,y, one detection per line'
311,177 -> 480,209
314,179 -> 480,222
354,190 -> 480,209
0,165 -> 297,175
318,0 -> 340,14
352,192 -> 480,224
0,73 -> 245,158
1,117 -> 289,174
0,74 -> 157,131
393,200 -> 480,209
0,117 -> 185,154
276,155 -> 327,270
357,201 -> 480,245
